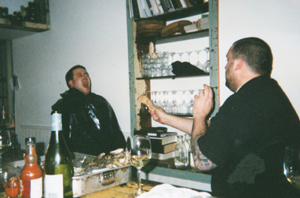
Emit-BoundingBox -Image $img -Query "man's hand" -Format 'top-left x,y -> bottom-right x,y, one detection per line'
190,84 -> 217,170
193,84 -> 214,120
148,103 -> 167,124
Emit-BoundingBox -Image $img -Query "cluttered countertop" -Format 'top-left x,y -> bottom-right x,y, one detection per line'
1,127 -> 213,197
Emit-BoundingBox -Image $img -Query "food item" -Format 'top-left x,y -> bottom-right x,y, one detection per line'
44,112 -> 73,198
137,95 -> 154,111
149,42 -> 158,59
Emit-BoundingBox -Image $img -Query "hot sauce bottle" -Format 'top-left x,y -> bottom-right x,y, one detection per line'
20,137 -> 43,198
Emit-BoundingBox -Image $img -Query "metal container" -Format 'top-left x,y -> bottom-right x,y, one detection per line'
7,152 -> 132,197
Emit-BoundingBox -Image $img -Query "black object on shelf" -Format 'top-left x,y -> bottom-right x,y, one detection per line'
172,61 -> 208,76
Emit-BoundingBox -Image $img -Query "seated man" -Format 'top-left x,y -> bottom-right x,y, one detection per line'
52,65 -> 126,155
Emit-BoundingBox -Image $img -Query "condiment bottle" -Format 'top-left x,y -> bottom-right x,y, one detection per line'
44,111 -> 73,198
20,137 -> 43,198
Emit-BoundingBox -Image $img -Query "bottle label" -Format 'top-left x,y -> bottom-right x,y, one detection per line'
21,177 -> 42,198
51,113 -> 62,131
44,174 -> 63,198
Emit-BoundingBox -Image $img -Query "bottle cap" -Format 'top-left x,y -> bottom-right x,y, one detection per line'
25,137 -> 35,145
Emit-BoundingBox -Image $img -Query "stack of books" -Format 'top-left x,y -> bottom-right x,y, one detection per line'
135,127 -> 178,160
129,0 -> 208,19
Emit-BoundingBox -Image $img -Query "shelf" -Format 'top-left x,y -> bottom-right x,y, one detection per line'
139,112 -> 192,117
156,29 -> 209,44
137,73 -> 209,80
133,3 -> 209,22
0,18 -> 50,40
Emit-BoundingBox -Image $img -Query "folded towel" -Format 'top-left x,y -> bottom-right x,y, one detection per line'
137,184 -> 212,198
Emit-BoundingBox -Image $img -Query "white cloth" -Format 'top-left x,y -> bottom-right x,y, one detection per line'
137,184 -> 212,198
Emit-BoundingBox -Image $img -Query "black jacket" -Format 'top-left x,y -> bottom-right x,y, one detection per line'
52,88 -> 126,156
199,75 -> 300,198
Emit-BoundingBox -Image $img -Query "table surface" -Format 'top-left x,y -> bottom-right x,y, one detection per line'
0,180 -> 158,198
0,180 -> 215,198
82,180 -> 158,198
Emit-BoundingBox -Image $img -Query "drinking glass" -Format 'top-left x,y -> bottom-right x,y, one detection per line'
128,135 -> 152,197
283,147 -> 300,190
171,91 -> 178,115
176,90 -> 187,115
190,51 -> 198,66
203,47 -> 210,72
196,50 -> 203,70
187,90 -> 195,115
0,129 -> 12,173
3,170 -> 21,198
161,91 -> 169,113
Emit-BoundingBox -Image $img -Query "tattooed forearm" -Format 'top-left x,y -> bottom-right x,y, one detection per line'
191,134 -> 217,171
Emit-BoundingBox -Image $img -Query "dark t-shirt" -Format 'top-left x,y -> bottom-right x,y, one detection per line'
198,75 -> 300,197
52,88 -> 126,156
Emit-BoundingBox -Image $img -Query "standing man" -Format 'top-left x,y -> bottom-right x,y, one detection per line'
52,65 -> 126,155
149,37 -> 300,197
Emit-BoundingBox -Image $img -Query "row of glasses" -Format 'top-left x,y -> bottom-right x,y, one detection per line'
150,90 -> 200,115
142,47 -> 210,78
142,52 -> 173,77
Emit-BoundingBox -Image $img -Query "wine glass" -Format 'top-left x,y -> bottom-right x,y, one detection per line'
128,135 -> 152,197
203,47 -> 210,72
3,168 -> 21,198
0,128 -> 12,173
283,147 -> 300,190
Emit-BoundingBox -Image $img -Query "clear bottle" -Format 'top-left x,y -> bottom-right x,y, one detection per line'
184,134 -> 194,168
44,112 -> 73,198
20,137 -> 43,198
174,135 -> 188,169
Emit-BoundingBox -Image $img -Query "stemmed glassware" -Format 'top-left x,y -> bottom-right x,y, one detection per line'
187,90 -> 195,115
0,128 -> 12,174
3,168 -> 21,198
283,146 -> 300,190
196,50 -> 203,70
170,93 -> 178,115
203,47 -> 210,72
128,135 -> 152,197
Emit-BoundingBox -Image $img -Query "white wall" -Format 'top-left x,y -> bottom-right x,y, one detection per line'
12,0 -> 130,149
218,0 -> 300,117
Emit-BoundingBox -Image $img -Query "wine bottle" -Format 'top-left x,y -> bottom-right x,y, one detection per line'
20,137 -> 43,198
44,112 -> 73,198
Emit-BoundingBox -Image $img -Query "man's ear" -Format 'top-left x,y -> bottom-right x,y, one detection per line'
68,80 -> 74,88
234,58 -> 243,71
